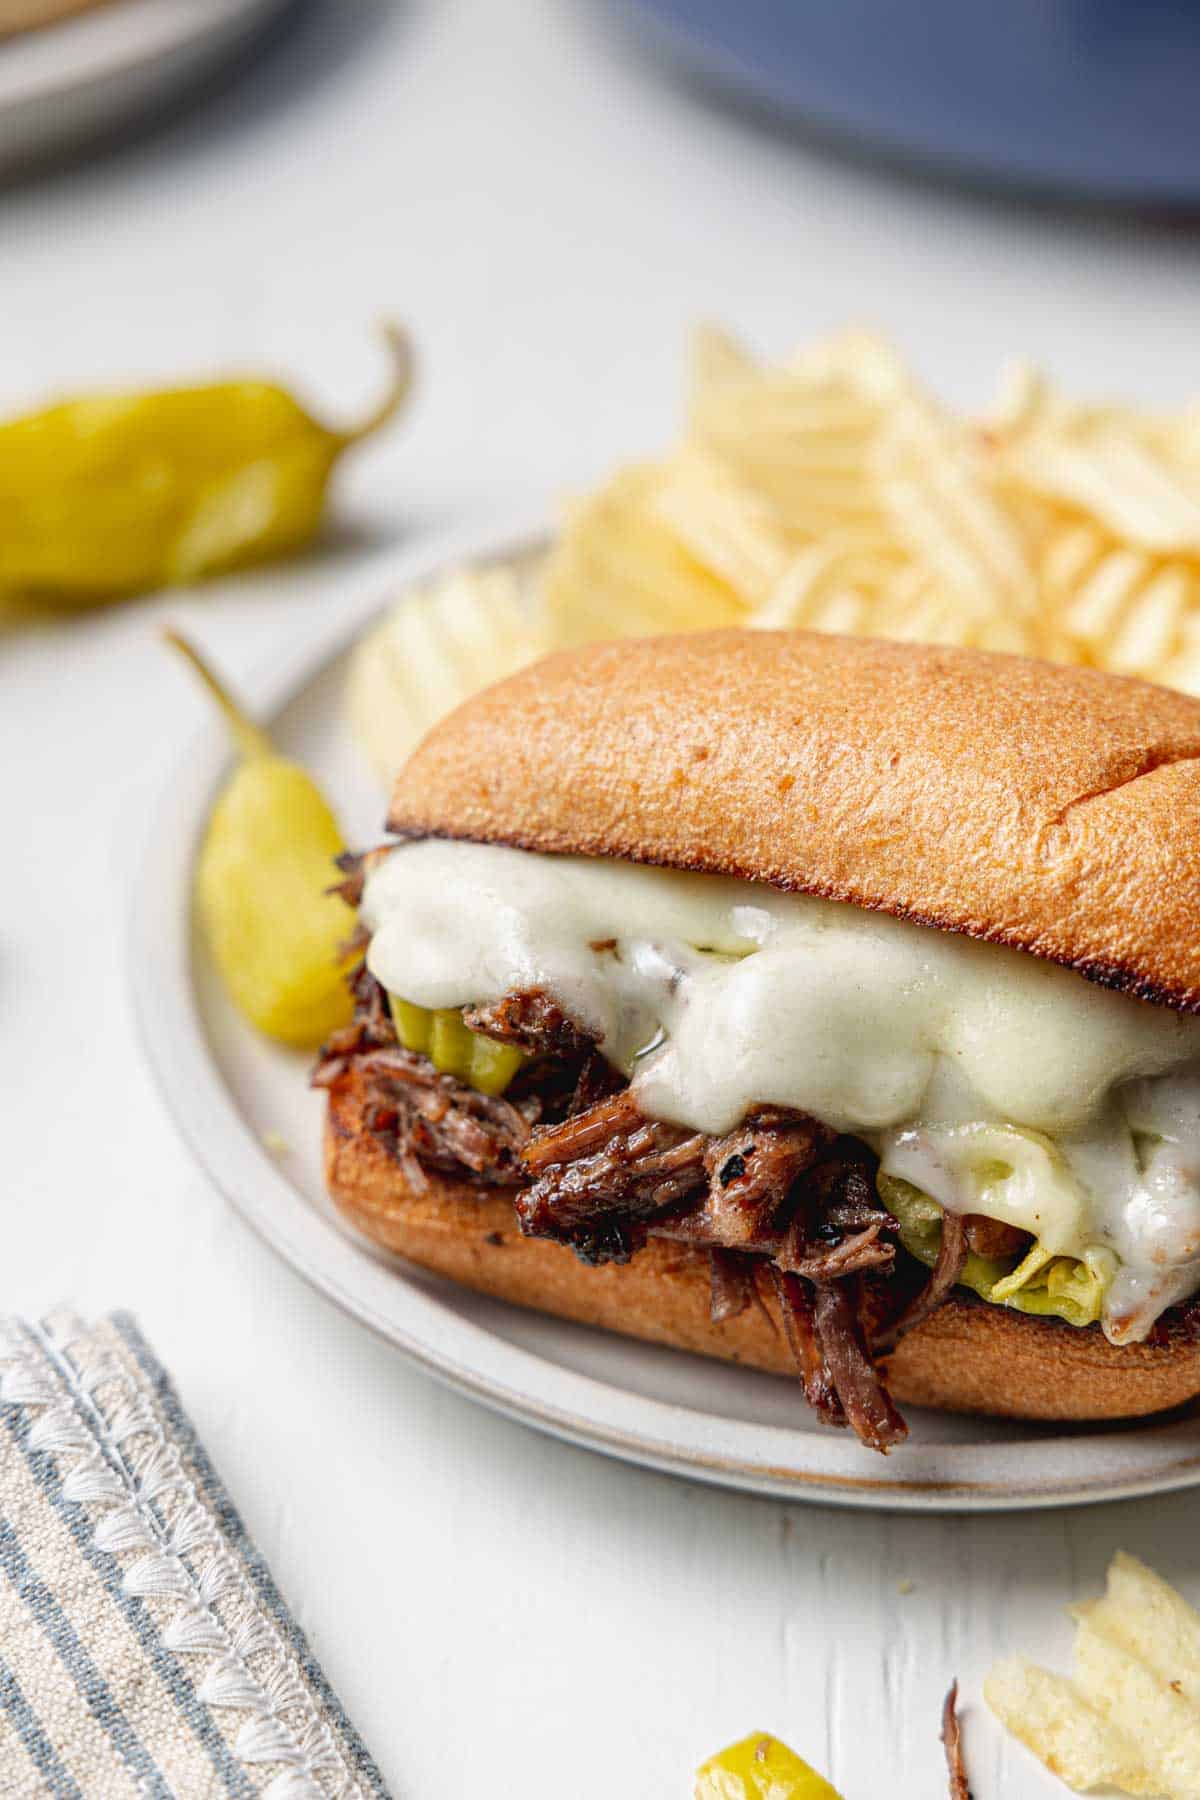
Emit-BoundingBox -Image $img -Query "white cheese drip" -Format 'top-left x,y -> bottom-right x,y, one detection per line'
363,840 -> 1200,1342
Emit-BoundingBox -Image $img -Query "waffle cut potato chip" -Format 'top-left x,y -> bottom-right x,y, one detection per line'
345,564 -> 551,783
986,362 -> 1200,692
542,325 -> 1068,668
541,462 -> 747,644
986,1552 -> 1200,1797
347,325 -> 1200,787
553,326 -> 1200,688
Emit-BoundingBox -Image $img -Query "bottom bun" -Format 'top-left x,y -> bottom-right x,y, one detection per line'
324,1071 -> 1200,1422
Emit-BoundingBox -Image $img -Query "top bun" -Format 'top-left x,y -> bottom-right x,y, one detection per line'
386,629 -> 1200,1013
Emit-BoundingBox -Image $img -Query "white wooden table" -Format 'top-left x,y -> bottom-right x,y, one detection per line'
4,1 -> 1199,1792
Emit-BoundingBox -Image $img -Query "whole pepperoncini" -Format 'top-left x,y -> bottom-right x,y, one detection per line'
0,324 -> 411,612
167,631 -> 355,1048
695,1733 -> 843,1800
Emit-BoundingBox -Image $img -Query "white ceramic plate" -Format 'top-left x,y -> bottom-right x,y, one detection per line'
0,0 -> 292,174
130,513 -> 1200,1511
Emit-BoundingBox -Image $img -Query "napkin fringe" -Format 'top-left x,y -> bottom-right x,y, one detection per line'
0,1312 -> 387,1800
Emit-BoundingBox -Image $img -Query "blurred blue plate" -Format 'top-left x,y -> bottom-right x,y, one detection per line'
624,0 -> 1200,205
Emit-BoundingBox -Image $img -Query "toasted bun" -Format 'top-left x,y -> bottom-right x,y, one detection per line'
387,630 -> 1200,1011
325,1067 -> 1200,1423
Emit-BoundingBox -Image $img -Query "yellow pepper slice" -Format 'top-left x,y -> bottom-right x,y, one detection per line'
0,325 -> 411,611
169,631 -> 355,1048
877,1175 -> 1114,1329
390,998 -> 433,1055
467,1034 -> 527,1096
428,1009 -> 476,1082
388,995 -> 527,1095
695,1733 -> 843,1799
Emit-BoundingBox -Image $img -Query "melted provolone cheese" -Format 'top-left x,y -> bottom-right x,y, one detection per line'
363,840 -> 1200,1342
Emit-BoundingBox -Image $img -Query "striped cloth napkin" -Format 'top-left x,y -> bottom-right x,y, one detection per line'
0,1310 -> 391,1800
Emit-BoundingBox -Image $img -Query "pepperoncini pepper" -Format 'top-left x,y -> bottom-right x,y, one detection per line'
0,324 -> 411,612
168,631 -> 355,1048
876,1174 -> 1113,1330
695,1733 -> 843,1799
389,996 -> 527,1096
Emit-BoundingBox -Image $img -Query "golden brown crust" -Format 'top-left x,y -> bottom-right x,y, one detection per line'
325,1069 -> 1200,1422
386,630 -> 1200,1011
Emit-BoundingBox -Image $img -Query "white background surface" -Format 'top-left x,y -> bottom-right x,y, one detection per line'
5,1 -> 1200,1793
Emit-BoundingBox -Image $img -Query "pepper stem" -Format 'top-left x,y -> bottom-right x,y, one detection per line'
339,320 -> 414,446
164,629 -> 274,761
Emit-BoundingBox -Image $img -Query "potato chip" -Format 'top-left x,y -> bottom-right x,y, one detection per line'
350,325 -> 1200,785
787,327 -> 911,404
1072,1610 -> 1200,1796
1086,1553 -> 1200,1708
1157,622 -> 1200,697
1005,430 -> 1200,556
345,564 -> 550,783
988,1554 -> 1200,1798
988,357 -> 1049,440
689,321 -> 760,396
686,329 -> 893,540
753,530 -> 905,632
984,1656 -> 1154,1794
651,446 -> 792,607
1056,541 -> 1147,649
874,394 -> 1039,623
987,362 -> 1178,459
1104,566 -> 1190,676
540,463 -> 746,645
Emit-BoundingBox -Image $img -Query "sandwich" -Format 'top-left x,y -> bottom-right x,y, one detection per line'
314,629 -> 1200,1451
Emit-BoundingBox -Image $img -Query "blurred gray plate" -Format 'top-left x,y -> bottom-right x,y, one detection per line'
0,0 -> 291,175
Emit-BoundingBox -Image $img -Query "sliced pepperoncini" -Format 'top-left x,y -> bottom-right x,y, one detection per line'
0,324 -> 411,613
877,1174 -> 1114,1329
168,631 -> 355,1048
390,997 -> 433,1055
695,1733 -> 843,1799
389,996 -> 527,1096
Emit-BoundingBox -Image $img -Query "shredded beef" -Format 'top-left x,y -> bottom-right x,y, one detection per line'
518,1099 -> 892,1289
1152,1292 -> 1200,1346
941,1682 -> 971,1799
329,849 -> 367,908
783,1222 -> 896,1281
877,1209 -> 969,1350
964,1214 -> 1030,1260
528,1103 -> 827,1245
351,1046 -> 534,1184
312,965 -> 397,1086
314,974 -> 985,1451
767,1267 -> 843,1426
761,1264 -> 906,1447
699,1110 -> 834,1246
521,1090 -> 647,1173
465,990 -> 597,1059
779,1144 -> 898,1280
517,1095 -> 708,1261
509,1084 -> 908,1444
466,989 -> 622,1125
708,1248 -> 758,1323
812,1279 -> 908,1451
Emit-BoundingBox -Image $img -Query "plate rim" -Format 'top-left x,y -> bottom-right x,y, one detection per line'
0,0 -> 289,105
128,509 -> 1200,1513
